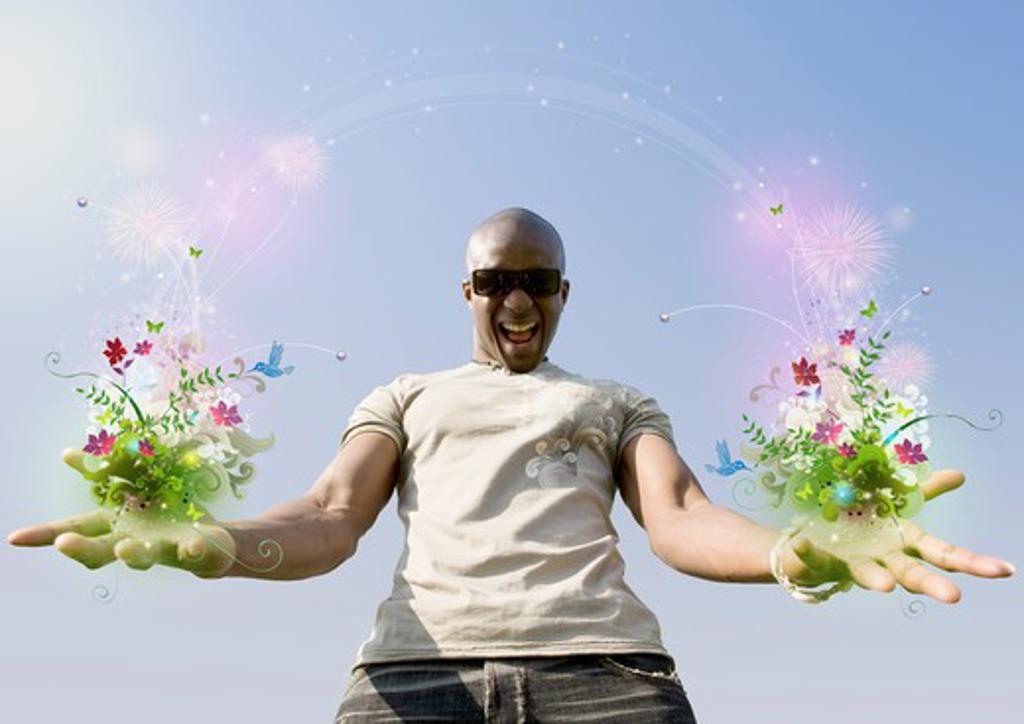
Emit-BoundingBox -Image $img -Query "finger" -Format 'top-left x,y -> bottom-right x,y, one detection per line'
8,510 -> 113,547
920,469 -> 965,501
54,532 -> 120,570
113,537 -> 163,570
881,550 -> 961,603
790,536 -> 846,577
174,531 -> 230,577
900,520 -> 1015,578
62,448 -> 108,481
846,555 -> 897,593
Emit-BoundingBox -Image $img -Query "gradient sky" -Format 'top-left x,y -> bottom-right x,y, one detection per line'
2,2 -> 1022,722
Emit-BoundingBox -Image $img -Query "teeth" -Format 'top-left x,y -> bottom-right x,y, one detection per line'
502,322 -> 536,333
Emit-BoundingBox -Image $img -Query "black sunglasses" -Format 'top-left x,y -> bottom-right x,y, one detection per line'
468,268 -> 562,297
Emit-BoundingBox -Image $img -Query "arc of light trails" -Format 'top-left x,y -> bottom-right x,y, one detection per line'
659,304 -> 812,347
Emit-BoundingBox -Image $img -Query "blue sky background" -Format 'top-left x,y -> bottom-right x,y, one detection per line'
2,2 -> 1021,722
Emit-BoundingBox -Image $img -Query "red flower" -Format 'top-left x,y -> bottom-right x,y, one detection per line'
138,439 -> 155,457
83,429 -> 117,456
894,438 -> 928,465
811,418 -> 844,445
134,340 -> 153,356
838,329 -> 856,346
209,401 -> 243,427
791,357 -> 820,386
103,337 -> 127,367
838,442 -> 857,459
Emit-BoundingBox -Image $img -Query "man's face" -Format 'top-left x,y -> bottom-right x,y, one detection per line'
462,234 -> 570,374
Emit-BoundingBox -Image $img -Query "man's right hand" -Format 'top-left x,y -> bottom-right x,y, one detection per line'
6,449 -> 237,578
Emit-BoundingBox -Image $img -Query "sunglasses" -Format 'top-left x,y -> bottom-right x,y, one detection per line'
468,268 -> 563,297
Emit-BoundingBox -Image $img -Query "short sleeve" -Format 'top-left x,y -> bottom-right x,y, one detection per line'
615,384 -> 676,466
339,377 -> 407,456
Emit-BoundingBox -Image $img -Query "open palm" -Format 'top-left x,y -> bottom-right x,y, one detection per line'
778,469 -> 1015,603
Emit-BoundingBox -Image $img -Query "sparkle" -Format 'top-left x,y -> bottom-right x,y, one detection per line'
556,40 -> 565,50
659,313 -> 670,323
526,83 -> 535,92
199,113 -> 210,125
921,285 -> 932,295
621,91 -> 630,100
302,84 -> 311,92
809,155 -> 820,166
539,98 -> 549,106
411,47 -> 419,55
736,211 -> 747,222
635,137 -> 644,145
715,94 -> 724,102
662,85 -> 671,94
76,196 -> 89,208
335,350 -> 348,361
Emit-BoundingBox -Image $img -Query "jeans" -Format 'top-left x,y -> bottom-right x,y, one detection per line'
334,653 -> 699,723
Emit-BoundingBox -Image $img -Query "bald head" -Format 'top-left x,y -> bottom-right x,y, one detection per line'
465,207 -> 565,274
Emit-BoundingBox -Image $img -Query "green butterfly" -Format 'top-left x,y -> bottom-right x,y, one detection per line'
146,319 -> 165,334
897,402 -> 914,418
769,203 -> 784,216
795,481 -> 814,501
188,245 -> 203,258
859,299 -> 878,318
186,502 -> 204,522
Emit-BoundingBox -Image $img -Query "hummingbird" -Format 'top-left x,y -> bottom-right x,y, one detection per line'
248,341 -> 295,378
704,439 -> 752,476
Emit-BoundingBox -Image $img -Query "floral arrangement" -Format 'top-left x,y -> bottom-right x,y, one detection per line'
737,319 -> 931,528
47,325 -> 285,527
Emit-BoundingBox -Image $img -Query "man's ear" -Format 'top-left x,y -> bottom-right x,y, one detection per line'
461,280 -> 472,307
561,279 -> 570,307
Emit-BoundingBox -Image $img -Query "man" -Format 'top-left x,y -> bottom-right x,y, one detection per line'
9,207 -> 1015,722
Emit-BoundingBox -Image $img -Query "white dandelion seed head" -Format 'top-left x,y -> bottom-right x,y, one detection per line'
264,134 -> 328,193
105,183 -> 191,269
877,342 -> 935,391
793,205 -> 893,296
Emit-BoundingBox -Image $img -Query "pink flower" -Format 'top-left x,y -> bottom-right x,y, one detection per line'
811,418 -> 844,445
838,442 -> 857,459
894,438 -> 928,465
134,340 -> 153,356
83,429 -> 117,456
838,328 -> 856,346
792,357 -> 821,387
103,337 -> 127,367
209,401 -> 243,427
138,439 -> 155,457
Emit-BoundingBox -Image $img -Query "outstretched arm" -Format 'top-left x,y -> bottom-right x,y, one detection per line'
8,431 -> 400,581
617,433 -> 1014,602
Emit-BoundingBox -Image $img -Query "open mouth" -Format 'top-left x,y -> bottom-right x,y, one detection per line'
498,321 -> 539,345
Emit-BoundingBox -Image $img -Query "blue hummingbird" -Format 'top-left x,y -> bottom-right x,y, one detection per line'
248,341 -> 295,378
704,439 -> 752,476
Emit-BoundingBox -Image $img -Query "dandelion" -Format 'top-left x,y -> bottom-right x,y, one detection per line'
794,205 -> 893,295
264,135 -> 328,193
877,342 -> 935,391
106,183 -> 190,268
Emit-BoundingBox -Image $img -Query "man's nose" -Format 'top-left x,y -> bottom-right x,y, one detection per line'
503,287 -> 535,312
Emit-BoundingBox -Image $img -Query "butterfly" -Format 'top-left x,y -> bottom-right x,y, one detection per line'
188,245 -> 203,258
859,299 -> 878,318
896,402 -> 914,418
146,319 -> 165,333
186,502 -> 204,522
769,203 -> 784,216
794,481 -> 814,501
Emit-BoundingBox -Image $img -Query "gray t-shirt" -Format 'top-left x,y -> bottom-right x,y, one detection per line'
339,358 -> 677,672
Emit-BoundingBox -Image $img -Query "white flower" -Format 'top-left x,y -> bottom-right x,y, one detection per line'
215,385 -> 241,407
196,440 -> 231,463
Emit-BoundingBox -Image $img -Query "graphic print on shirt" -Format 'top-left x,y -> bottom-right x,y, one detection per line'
525,382 -> 625,489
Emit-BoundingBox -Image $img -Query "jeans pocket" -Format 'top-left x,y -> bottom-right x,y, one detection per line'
597,653 -> 685,690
